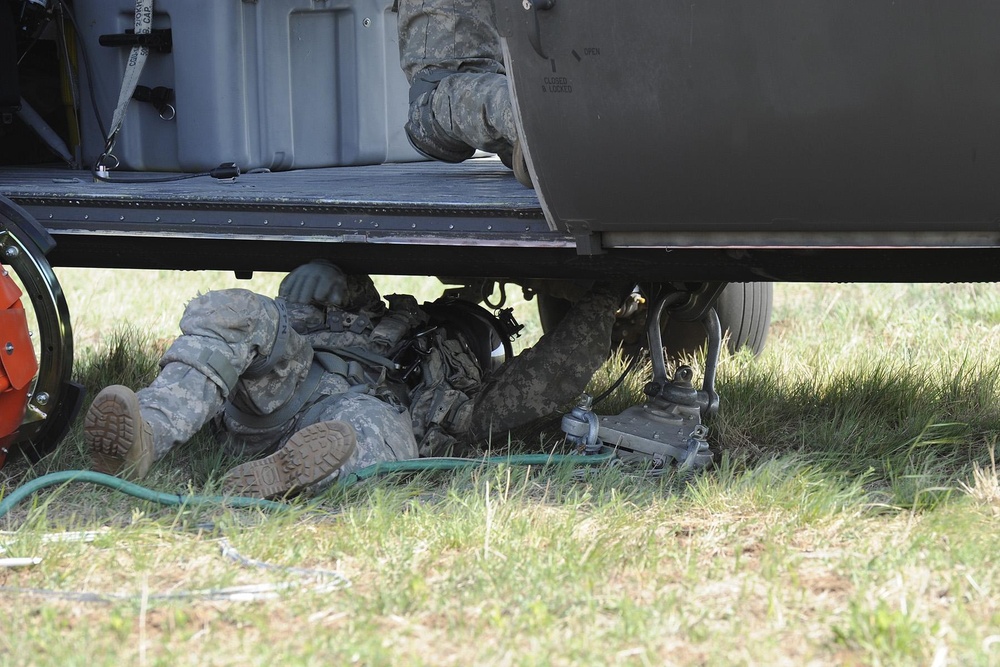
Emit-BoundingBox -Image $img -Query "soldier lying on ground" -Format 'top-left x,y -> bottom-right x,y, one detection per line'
83,261 -> 620,498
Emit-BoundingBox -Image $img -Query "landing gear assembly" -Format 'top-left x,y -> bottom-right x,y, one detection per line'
562,290 -> 722,472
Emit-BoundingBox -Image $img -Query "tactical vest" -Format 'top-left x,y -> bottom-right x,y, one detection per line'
223,294 -> 488,458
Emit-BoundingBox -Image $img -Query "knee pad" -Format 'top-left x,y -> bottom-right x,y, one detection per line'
163,290 -> 289,398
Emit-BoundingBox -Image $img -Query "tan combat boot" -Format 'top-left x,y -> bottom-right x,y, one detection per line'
222,420 -> 357,499
84,385 -> 156,480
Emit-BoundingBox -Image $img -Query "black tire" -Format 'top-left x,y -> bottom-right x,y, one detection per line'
714,282 -> 773,356
0,195 -> 79,462
537,282 -> 773,357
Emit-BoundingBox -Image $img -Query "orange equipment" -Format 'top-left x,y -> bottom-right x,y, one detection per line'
0,264 -> 38,467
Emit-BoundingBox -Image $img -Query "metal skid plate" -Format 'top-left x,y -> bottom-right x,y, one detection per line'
598,401 -> 712,472
566,296 -> 720,472
497,2 -> 1000,235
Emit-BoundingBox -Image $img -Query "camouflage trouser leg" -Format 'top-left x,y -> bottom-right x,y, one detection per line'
137,289 -> 312,460
429,73 -> 516,154
138,362 -> 225,461
468,285 -> 620,441
310,393 -> 419,478
397,0 -> 517,153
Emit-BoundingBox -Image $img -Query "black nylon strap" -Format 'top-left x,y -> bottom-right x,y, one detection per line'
315,345 -> 398,372
224,358 -> 326,431
244,299 -> 291,380
224,349 -> 371,431
409,68 -> 457,104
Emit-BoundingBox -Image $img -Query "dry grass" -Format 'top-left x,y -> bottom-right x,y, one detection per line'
4,274 -> 1000,664
3,470 -> 997,666
960,445 -> 1000,507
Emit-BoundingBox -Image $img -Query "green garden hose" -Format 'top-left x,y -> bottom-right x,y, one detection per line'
0,448 -> 616,520
342,448 -> 615,485
0,470 -> 291,519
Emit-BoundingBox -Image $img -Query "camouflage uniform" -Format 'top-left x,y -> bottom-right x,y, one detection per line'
135,270 -> 617,481
397,0 -> 518,160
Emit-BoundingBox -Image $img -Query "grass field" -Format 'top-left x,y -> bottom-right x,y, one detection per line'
2,270 -> 1000,665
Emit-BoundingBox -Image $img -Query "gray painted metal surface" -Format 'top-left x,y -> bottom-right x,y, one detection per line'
498,1 -> 1000,236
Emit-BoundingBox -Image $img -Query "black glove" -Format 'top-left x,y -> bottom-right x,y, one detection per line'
278,260 -> 347,307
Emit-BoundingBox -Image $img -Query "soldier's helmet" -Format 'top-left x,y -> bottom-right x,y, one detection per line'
421,297 -> 516,374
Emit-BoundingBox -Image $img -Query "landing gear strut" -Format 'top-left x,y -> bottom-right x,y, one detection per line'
562,291 -> 721,472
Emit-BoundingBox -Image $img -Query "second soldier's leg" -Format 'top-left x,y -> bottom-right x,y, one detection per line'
397,0 -> 518,159
397,0 -> 504,83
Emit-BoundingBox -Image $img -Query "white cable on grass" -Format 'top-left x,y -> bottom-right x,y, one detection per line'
0,535 -> 350,602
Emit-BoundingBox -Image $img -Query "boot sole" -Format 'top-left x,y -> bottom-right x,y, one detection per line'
223,421 -> 357,499
405,131 -> 474,164
512,140 -> 533,188
84,385 -> 143,476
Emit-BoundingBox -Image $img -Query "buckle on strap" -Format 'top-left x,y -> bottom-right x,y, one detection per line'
315,345 -> 398,373
314,350 -> 366,386
198,348 -> 240,395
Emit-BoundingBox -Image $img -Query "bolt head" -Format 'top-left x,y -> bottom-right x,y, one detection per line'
34,392 -> 49,406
